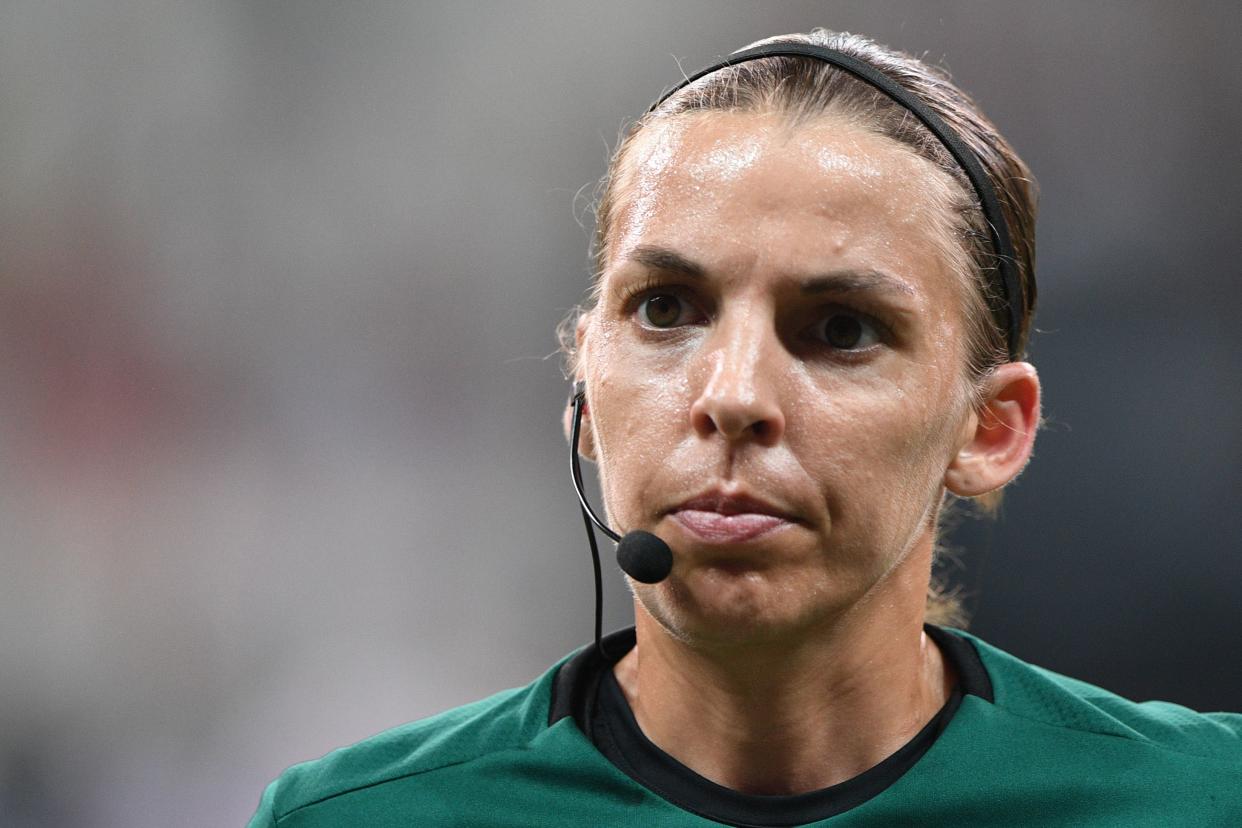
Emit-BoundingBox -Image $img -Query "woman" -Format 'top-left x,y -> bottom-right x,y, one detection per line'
248,29 -> 1240,827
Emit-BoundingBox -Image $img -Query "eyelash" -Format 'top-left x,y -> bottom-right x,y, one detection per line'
619,278 -> 694,312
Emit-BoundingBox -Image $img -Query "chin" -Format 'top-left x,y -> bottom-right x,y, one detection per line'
636,565 -> 834,647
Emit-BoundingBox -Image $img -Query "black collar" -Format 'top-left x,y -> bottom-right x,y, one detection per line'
549,625 -> 992,827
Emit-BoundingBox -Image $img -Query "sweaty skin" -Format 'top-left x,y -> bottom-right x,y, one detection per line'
575,111 -> 1039,796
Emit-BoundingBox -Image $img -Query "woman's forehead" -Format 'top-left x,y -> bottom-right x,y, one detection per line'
624,112 -> 892,185
608,111 -> 963,291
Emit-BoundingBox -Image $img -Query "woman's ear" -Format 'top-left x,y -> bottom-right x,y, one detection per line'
562,316 -> 597,461
944,362 -> 1041,497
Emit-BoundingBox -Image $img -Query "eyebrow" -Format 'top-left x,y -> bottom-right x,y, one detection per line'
627,245 -> 705,279
801,270 -> 916,298
624,244 -> 916,298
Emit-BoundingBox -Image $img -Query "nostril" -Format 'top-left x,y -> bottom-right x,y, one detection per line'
752,421 -> 768,438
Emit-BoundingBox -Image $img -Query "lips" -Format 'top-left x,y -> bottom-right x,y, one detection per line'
670,491 -> 797,543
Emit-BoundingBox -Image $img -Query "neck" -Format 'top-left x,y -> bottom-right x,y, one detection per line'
611,543 -> 955,796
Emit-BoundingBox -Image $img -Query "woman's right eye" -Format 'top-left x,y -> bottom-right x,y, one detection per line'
637,293 -> 699,328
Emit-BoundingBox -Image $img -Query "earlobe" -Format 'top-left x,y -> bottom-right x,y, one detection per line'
944,362 -> 1041,497
563,387 -> 598,462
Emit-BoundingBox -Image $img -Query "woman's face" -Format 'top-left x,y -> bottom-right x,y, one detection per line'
580,111 -> 979,643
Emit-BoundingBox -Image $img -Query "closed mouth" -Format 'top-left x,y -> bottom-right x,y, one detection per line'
672,491 -> 797,522
669,490 -> 799,543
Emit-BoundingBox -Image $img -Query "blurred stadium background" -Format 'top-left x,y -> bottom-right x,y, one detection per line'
1,2 -> 1239,825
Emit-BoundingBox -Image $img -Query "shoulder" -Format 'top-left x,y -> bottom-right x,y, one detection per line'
250,655 -> 568,826
949,627 -> 1242,763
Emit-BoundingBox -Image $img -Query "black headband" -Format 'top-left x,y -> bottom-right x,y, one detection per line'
647,42 -> 1025,361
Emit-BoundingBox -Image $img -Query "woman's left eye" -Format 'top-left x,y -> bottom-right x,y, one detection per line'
809,310 -> 882,351
637,293 -> 699,328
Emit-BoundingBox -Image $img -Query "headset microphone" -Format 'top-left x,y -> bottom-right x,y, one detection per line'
615,531 -> 674,585
569,381 -> 674,657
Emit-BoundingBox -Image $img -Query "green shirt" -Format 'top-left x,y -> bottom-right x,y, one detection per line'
248,626 -> 1242,826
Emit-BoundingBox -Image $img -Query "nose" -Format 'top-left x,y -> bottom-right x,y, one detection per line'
688,311 -> 786,447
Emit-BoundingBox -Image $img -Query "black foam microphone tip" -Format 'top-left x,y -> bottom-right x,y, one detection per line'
616,530 -> 674,584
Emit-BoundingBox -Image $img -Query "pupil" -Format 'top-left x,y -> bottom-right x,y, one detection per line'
646,295 -> 680,327
825,315 -> 862,348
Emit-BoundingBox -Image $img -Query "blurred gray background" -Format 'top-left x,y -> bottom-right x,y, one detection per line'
1,1 -> 1239,825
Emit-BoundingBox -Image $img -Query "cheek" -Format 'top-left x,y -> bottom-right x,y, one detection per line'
586,320 -> 695,517
590,321 -> 690,439
792,372 -> 958,527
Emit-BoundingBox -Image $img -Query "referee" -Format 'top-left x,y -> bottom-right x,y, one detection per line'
248,29 -> 1242,827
